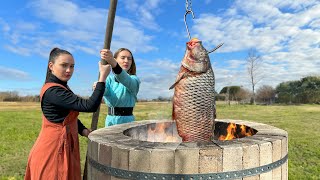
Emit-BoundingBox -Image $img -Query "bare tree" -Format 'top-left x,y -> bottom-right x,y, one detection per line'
246,49 -> 263,105
256,85 -> 276,104
235,87 -> 251,103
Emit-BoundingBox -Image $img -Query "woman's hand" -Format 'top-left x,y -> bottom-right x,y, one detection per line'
100,49 -> 117,68
82,128 -> 92,137
98,61 -> 111,82
92,81 -> 97,90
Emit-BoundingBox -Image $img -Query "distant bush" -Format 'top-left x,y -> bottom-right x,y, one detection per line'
0,91 -> 40,102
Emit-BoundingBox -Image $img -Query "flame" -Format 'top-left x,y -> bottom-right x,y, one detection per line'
218,123 -> 236,140
144,122 -> 255,142
147,123 -> 181,142
218,123 -> 255,141
165,136 -> 180,142
240,124 -> 246,134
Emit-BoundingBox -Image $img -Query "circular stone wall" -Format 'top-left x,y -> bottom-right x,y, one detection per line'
87,119 -> 288,180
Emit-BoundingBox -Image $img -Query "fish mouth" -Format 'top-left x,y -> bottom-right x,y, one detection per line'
187,55 -> 207,63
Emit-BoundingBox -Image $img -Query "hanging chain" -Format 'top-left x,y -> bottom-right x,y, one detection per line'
184,0 -> 224,53
184,0 -> 195,40
186,0 -> 192,11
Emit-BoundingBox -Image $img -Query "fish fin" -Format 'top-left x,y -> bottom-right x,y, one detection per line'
172,103 -> 175,120
169,72 -> 190,90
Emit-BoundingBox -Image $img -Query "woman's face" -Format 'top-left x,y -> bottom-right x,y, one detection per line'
49,54 -> 74,82
115,50 -> 132,72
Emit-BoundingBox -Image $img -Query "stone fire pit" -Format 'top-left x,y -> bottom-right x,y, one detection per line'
87,119 -> 288,180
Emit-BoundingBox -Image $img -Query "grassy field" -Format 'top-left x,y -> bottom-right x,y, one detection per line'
0,102 -> 319,179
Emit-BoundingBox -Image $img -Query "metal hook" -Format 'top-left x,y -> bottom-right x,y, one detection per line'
206,43 -> 224,54
184,0 -> 195,40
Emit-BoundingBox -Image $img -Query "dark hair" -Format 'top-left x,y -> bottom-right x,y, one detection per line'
113,48 -> 136,75
45,47 -> 73,83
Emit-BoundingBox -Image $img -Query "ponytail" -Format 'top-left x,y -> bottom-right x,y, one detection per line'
44,47 -> 72,83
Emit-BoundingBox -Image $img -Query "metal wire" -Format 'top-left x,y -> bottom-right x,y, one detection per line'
207,43 -> 224,54
184,0 -> 195,40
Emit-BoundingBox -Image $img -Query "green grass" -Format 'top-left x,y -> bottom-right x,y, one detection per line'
0,102 -> 319,179
217,104 -> 320,179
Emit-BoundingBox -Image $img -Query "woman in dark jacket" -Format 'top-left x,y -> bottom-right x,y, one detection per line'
25,47 -> 112,180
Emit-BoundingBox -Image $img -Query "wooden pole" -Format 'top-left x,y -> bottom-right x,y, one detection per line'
83,0 -> 118,179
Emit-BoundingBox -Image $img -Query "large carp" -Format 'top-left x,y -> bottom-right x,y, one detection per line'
170,38 -> 222,142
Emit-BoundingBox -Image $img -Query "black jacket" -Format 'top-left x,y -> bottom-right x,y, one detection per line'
42,74 -> 105,135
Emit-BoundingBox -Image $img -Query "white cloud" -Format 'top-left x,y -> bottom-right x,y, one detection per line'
4,45 -> 32,56
1,0 -> 157,58
136,58 -> 180,99
0,66 -> 31,81
16,21 -> 38,31
0,18 -> 10,33
1,0 -> 320,99
191,1 -> 320,93
30,0 -> 105,31
309,18 -> 320,29
227,59 -> 246,69
123,0 -> 163,30
205,0 -> 212,5
111,16 -> 157,53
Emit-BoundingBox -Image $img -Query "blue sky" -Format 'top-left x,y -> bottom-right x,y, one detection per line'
1,0 -> 320,99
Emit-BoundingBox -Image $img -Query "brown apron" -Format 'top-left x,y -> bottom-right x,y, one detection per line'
25,83 -> 81,180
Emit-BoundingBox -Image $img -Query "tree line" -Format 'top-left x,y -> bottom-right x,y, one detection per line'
1,76 -> 319,104
0,91 -> 40,102
218,75 -> 320,105
276,76 -> 320,104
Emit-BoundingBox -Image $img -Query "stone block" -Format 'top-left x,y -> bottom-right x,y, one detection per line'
222,144 -> 243,172
129,148 -> 151,173
259,141 -> 272,180
91,141 -> 99,180
281,137 -> 288,180
97,143 -> 113,180
243,143 -> 259,180
87,158 -> 92,180
272,139 -> 282,180
199,146 -> 223,173
175,147 -> 199,174
150,149 -> 175,173
112,146 -> 129,170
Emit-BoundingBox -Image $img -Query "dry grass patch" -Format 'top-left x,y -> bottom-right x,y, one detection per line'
0,102 -> 40,111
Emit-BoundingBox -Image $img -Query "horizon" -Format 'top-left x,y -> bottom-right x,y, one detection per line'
1,0 -> 320,99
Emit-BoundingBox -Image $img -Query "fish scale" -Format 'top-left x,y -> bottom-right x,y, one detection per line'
172,63 -> 216,142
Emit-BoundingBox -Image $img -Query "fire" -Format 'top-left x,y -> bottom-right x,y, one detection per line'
219,123 -> 237,140
143,122 -> 255,142
218,123 -> 255,141
147,123 -> 181,142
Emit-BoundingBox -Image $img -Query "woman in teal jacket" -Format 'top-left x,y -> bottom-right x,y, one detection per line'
99,48 -> 140,126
